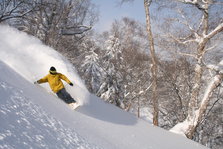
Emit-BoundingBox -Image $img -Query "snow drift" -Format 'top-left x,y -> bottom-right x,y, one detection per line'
0,25 -> 209,149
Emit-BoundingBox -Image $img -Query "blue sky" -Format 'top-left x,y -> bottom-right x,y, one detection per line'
92,0 -> 146,32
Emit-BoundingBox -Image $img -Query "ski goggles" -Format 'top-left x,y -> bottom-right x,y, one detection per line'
49,70 -> 57,74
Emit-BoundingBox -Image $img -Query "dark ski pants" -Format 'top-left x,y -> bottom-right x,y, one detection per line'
56,88 -> 76,104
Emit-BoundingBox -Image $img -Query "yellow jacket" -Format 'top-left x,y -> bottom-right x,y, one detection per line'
37,73 -> 72,93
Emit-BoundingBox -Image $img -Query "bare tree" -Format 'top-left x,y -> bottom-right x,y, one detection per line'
0,0 -> 39,23
144,0 -> 159,126
165,0 -> 223,138
121,0 -> 159,126
9,0 -> 98,48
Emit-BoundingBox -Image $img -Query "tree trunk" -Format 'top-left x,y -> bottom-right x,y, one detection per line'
186,3 -> 210,137
144,0 -> 158,126
186,74 -> 223,138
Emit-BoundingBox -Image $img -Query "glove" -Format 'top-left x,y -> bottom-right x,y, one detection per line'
69,82 -> 73,86
34,81 -> 39,84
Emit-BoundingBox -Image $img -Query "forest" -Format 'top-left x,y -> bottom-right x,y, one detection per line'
0,0 -> 222,148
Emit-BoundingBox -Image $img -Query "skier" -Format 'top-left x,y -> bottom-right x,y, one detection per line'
34,66 -> 77,107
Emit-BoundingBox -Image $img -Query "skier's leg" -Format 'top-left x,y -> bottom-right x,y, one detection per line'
56,89 -> 67,102
63,88 -> 76,104
57,88 -> 76,104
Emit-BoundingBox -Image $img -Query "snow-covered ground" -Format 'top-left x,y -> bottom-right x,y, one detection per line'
0,25 -> 209,149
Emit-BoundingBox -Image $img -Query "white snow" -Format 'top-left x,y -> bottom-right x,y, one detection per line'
169,121 -> 189,137
0,25 -> 209,149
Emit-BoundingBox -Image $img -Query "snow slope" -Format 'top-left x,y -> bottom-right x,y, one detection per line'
0,25 -> 209,149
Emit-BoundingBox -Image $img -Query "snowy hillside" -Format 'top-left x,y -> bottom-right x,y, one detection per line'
0,25 -> 209,149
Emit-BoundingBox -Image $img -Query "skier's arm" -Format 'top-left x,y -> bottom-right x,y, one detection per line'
37,75 -> 48,84
59,74 -> 72,85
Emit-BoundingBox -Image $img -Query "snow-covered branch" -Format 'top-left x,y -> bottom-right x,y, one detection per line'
178,0 -> 198,4
60,25 -> 92,35
178,51 -> 198,59
168,33 -> 197,45
176,0 -> 210,12
204,44 -> 217,53
197,15 -> 204,31
207,63 -> 223,74
205,22 -> 223,39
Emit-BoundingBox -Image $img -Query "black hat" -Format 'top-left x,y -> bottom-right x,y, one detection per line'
49,66 -> 57,74
50,66 -> 56,71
